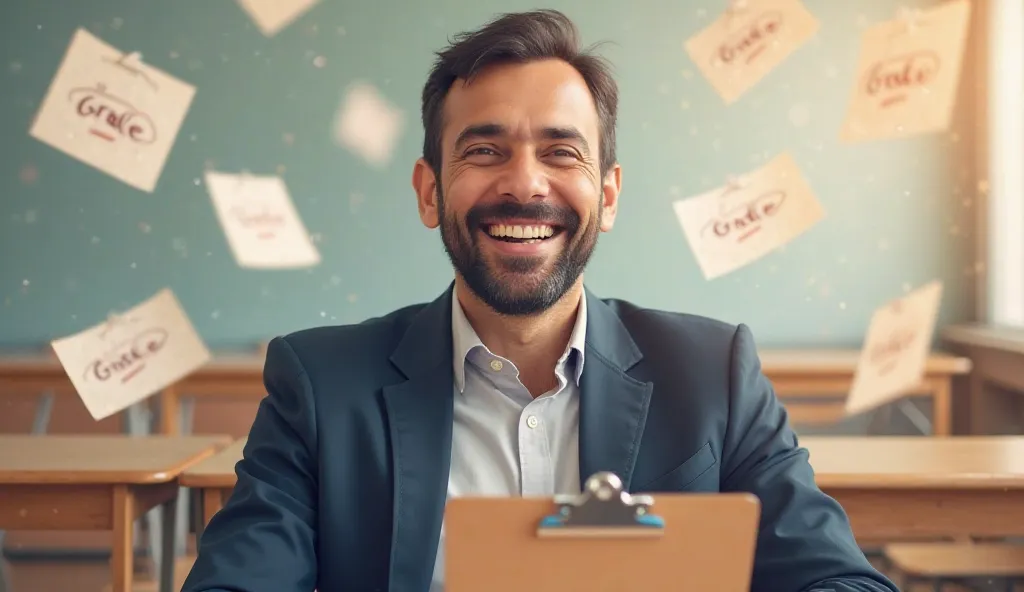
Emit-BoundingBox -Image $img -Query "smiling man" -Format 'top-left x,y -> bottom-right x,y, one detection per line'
182,10 -> 898,592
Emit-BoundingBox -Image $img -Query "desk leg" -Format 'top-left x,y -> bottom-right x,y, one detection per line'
174,397 -> 195,557
31,391 -> 55,435
202,490 -> 224,526
159,386 -> 181,436
0,530 -> 10,592
111,485 -> 136,592
159,494 -> 178,592
191,488 -> 206,542
124,403 -> 163,578
932,379 -> 952,436
968,370 -> 986,434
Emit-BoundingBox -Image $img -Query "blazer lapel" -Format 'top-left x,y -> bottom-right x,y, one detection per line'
578,290 -> 654,491
382,286 -> 455,592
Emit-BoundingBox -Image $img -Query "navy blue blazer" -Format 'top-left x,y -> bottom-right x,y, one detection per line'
182,286 -> 898,592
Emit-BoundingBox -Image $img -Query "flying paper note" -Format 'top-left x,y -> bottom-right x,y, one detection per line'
846,281 -> 944,416
684,0 -> 819,104
236,0 -> 320,37
673,152 -> 824,280
50,289 -> 211,421
840,0 -> 971,142
333,82 -> 404,168
28,28 -> 196,193
205,171 -> 321,269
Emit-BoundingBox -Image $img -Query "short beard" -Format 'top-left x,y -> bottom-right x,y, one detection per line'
437,185 -> 600,316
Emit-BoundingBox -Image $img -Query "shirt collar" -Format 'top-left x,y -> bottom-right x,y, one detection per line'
451,289 -> 587,393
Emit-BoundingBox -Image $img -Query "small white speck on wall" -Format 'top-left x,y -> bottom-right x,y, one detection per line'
787,103 -> 811,128
347,293 -> 358,303
211,310 -> 221,320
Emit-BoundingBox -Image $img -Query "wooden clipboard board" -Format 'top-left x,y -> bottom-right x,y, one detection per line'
444,472 -> 761,592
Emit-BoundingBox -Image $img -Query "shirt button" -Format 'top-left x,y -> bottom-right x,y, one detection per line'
489,359 -> 503,371
526,415 -> 539,429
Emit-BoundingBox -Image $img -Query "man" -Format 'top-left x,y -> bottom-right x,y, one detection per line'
183,9 -> 899,592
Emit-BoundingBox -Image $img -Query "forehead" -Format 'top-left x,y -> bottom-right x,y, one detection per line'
442,59 -> 600,145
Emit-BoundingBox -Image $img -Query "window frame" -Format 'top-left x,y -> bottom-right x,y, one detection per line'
978,0 -> 1024,327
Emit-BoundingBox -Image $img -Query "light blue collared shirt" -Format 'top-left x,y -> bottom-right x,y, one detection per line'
430,289 -> 587,590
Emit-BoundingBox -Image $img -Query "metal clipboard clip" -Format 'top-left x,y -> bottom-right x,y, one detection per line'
537,472 -> 665,538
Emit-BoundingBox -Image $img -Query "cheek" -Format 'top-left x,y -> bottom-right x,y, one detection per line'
557,178 -> 602,222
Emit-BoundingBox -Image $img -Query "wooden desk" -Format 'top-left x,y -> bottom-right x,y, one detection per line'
804,436 -> 1024,541
157,355 -> 264,435
942,323 -> 1024,434
761,350 -> 971,435
0,435 -> 229,592
0,350 -> 266,435
179,437 -> 247,532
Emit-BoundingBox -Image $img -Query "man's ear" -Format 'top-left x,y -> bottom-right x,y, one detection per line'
412,158 -> 440,229
599,163 -> 621,232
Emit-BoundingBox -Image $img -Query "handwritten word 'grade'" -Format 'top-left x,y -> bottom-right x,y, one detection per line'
83,327 -> 168,384
67,83 -> 157,144
702,190 -> 786,243
864,51 -> 941,108
717,12 -> 783,66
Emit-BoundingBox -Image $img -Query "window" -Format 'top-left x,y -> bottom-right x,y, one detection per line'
983,0 -> 1024,327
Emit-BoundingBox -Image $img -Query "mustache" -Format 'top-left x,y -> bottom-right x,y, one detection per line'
466,201 -> 581,232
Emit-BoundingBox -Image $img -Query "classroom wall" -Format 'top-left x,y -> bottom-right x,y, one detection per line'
0,0 -> 978,351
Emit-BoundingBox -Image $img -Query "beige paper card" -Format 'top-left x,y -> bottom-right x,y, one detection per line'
205,171 -> 321,269
684,0 -> 819,104
673,152 -> 824,280
840,0 -> 971,142
28,29 -> 196,193
236,0 -> 320,37
846,281 -> 944,416
333,82 -> 404,168
50,289 -> 211,421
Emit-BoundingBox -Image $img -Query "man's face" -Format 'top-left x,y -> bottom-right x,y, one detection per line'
413,59 -> 621,316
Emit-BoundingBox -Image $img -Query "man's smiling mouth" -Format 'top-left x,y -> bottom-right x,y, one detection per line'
482,223 -> 564,244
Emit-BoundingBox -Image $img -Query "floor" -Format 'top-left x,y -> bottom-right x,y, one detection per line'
3,555 -> 1022,591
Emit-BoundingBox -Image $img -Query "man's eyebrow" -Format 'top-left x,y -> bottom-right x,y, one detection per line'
540,126 -> 590,156
453,123 -> 507,151
452,123 -> 591,156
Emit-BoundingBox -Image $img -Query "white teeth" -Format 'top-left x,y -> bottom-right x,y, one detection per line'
486,224 -> 556,239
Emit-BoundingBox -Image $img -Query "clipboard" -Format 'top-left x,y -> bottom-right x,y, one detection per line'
444,472 -> 761,592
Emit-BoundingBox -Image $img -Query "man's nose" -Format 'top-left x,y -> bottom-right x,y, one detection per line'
494,152 -> 550,202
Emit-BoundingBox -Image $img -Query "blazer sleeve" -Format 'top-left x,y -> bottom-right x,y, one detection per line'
720,324 -> 899,592
181,337 -> 319,592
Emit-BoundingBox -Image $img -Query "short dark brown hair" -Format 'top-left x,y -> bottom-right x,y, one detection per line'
420,9 -> 618,178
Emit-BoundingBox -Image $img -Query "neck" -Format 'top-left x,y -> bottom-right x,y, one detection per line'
455,277 -> 583,396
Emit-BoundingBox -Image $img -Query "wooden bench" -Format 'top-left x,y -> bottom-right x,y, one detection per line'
884,542 -> 1024,591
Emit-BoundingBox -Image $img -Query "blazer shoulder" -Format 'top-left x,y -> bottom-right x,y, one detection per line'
271,302 -> 430,374
598,298 -> 748,368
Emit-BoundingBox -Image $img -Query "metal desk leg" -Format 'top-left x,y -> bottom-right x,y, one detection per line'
30,392 -> 55,435
174,397 -> 195,557
158,494 -> 178,592
126,402 -> 164,578
895,399 -> 932,435
0,530 -> 10,592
